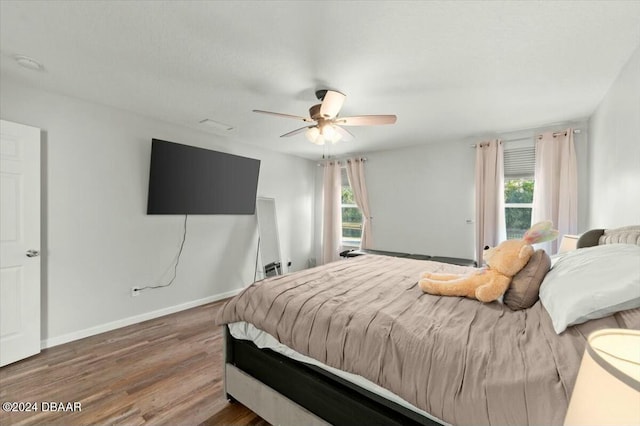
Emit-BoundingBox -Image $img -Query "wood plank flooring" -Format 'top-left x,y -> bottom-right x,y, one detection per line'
0,299 -> 269,426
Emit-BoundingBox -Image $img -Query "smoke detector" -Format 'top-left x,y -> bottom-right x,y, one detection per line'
14,55 -> 45,72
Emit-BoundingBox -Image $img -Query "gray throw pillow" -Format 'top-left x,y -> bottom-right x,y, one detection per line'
504,249 -> 551,311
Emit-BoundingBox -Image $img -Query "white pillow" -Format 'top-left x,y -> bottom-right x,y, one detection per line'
539,244 -> 640,334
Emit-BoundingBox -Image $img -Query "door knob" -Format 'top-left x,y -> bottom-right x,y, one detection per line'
26,250 -> 40,257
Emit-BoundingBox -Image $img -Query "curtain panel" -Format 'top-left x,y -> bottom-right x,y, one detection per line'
345,158 -> 373,249
532,129 -> 578,254
475,139 -> 506,265
322,161 -> 342,264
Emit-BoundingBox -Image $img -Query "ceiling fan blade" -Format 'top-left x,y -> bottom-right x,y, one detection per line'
319,90 -> 346,119
280,126 -> 313,138
334,125 -> 354,141
253,110 -> 313,122
335,115 -> 397,126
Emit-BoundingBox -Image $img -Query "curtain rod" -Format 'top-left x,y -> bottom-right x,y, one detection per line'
537,128 -> 581,139
317,157 -> 367,166
471,129 -> 581,148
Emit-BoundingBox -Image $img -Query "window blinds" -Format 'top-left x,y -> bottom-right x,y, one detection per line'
504,145 -> 535,178
341,167 -> 350,187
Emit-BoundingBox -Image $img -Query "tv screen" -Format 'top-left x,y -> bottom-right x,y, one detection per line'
147,139 -> 260,214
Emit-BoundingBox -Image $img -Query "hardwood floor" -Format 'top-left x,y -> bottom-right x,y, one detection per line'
0,300 -> 269,426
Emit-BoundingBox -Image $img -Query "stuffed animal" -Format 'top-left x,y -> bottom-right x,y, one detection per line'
419,221 -> 558,302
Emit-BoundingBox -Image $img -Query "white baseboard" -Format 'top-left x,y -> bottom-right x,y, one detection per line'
41,288 -> 242,349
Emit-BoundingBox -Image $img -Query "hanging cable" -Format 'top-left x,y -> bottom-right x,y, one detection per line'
135,214 -> 188,293
253,236 -> 261,282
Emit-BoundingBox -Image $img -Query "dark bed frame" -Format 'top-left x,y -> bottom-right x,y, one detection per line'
224,326 -> 444,426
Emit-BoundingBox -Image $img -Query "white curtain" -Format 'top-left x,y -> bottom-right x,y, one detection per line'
345,158 -> 373,249
475,139 -> 506,265
532,129 -> 578,254
322,160 -> 342,264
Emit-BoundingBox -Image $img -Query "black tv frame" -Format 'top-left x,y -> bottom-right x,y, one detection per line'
147,139 -> 260,215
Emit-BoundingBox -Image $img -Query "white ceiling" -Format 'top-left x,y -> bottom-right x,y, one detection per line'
1,1 -> 639,160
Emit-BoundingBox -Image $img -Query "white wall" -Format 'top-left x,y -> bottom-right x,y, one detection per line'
0,79 -> 316,345
588,46 -> 640,228
361,120 -> 589,260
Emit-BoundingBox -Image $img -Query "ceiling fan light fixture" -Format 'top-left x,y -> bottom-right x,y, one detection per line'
305,125 -> 341,145
254,88 -> 397,145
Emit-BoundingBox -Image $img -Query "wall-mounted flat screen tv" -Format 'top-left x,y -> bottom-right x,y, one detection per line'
147,139 -> 260,214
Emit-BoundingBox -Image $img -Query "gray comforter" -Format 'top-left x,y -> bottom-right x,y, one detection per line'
216,254 -> 640,425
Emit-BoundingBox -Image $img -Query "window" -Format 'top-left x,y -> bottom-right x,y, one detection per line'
505,178 -> 534,239
341,168 -> 362,247
504,142 -> 535,239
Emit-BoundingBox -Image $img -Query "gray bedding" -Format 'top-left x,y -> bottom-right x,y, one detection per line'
216,254 -> 640,425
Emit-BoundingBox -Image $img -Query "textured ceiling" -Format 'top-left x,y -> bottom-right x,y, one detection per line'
1,1 -> 639,159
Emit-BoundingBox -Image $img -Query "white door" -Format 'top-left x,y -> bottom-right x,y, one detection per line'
0,119 -> 41,366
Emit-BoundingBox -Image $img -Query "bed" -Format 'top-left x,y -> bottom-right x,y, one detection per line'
216,226 -> 640,425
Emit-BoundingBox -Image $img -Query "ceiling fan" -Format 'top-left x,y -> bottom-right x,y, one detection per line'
253,89 -> 397,145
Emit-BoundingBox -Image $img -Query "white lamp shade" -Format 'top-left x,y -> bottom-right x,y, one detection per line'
322,124 -> 336,140
564,329 -> 640,426
305,126 -> 320,143
319,124 -> 342,144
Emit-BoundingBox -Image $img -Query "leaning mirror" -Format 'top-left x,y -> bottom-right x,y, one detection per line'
256,197 -> 282,278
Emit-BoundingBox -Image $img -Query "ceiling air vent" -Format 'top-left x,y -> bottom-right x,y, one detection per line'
199,119 -> 235,133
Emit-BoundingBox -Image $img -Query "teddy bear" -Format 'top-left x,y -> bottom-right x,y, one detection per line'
419,221 -> 558,302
